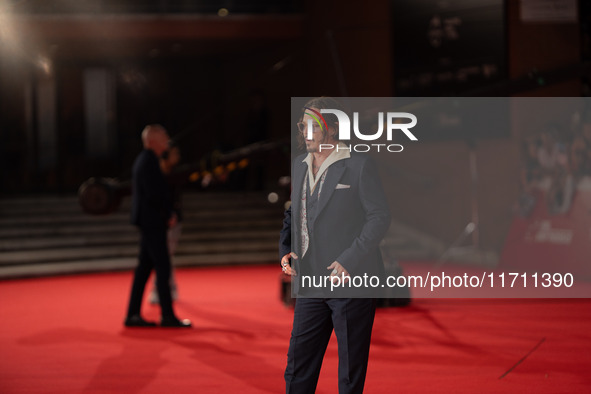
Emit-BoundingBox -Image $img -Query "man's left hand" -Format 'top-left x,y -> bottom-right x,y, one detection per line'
327,261 -> 350,284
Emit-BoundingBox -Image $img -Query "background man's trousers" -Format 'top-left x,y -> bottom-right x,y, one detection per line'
127,227 -> 175,318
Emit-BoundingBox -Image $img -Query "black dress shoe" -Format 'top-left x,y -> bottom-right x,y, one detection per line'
160,316 -> 192,328
124,315 -> 157,327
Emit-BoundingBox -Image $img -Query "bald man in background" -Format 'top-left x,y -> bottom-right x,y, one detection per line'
124,124 -> 191,328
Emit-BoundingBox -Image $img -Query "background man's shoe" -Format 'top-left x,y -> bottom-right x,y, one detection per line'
161,316 -> 192,327
124,315 -> 157,327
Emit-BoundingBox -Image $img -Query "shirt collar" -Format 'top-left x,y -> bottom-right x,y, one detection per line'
303,143 -> 350,191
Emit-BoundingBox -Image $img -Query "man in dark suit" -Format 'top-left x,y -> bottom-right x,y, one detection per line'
124,124 -> 191,328
279,98 -> 391,393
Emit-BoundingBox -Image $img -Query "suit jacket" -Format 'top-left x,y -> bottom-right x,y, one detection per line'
279,152 -> 391,296
130,149 -> 173,230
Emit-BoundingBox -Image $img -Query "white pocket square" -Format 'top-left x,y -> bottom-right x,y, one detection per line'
336,184 -> 351,189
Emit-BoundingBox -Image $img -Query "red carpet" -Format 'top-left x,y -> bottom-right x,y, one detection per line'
1,264 -> 590,393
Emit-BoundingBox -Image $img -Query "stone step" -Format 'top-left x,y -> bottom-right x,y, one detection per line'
0,208 -> 282,227
0,251 -> 281,279
0,239 -> 277,266
0,192 -> 280,215
0,218 -> 281,239
0,229 -> 278,252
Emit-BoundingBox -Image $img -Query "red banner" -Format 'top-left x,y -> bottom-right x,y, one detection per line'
501,179 -> 591,280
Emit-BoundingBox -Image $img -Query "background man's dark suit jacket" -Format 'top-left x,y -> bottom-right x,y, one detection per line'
279,152 -> 391,297
131,149 -> 172,229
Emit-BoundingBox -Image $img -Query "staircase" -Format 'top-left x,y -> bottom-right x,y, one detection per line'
0,191 -> 455,279
0,192 -> 285,278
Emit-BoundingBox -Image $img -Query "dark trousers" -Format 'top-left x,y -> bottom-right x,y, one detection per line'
285,298 -> 376,394
126,226 -> 175,318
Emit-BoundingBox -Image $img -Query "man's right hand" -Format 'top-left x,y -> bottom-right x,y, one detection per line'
281,252 -> 298,276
